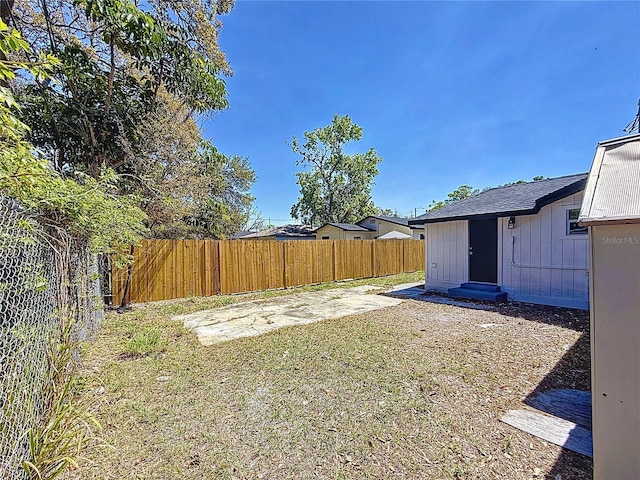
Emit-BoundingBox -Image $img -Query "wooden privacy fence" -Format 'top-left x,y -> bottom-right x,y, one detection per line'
111,239 -> 425,305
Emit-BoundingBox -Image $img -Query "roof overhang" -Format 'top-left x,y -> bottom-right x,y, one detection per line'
315,223 -> 373,232
409,178 -> 586,225
361,216 -> 409,227
579,134 -> 640,226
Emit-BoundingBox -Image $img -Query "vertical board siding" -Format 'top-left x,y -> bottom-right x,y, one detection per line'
112,239 -> 424,303
425,220 -> 468,289
500,193 -> 589,308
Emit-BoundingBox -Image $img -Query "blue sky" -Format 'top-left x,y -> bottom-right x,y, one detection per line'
206,1 -> 640,225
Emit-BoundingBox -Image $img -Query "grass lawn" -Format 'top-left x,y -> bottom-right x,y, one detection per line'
72,272 -> 592,479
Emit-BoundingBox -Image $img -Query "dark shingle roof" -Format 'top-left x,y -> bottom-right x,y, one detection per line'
359,215 -> 410,227
240,224 -> 315,238
409,173 -> 588,225
232,230 -> 253,239
318,223 -> 375,232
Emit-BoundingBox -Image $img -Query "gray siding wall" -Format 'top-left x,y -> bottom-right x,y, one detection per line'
500,192 -> 589,309
424,220 -> 468,291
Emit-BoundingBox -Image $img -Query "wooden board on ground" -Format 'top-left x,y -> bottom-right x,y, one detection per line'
501,409 -> 593,457
526,388 -> 592,430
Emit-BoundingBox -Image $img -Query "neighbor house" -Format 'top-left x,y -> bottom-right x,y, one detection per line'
409,173 -> 589,309
315,223 -> 375,240
236,224 -> 316,241
315,215 -> 425,240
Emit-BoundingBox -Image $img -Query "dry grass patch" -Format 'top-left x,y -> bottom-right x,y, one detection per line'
71,276 -> 591,480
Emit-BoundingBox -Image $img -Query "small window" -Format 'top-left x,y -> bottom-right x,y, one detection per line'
353,236 -> 361,240
369,219 -> 376,224
419,234 -> 425,240
321,236 -> 330,240
567,208 -> 587,235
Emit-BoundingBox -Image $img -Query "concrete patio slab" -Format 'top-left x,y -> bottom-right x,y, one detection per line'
172,286 -> 404,346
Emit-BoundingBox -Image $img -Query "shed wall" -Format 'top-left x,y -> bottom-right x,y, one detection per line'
500,192 -> 589,309
424,220 -> 468,291
590,223 -> 640,479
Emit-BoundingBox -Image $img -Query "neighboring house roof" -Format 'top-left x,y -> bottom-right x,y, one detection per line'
240,224 -> 316,238
359,215 -> 410,227
409,173 -> 588,225
231,230 -> 253,239
579,134 -> 640,226
316,223 -> 376,232
377,230 -> 412,239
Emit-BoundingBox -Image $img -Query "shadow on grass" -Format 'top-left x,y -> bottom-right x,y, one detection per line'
525,333 -> 593,479
391,287 -> 590,333
389,287 -> 593,478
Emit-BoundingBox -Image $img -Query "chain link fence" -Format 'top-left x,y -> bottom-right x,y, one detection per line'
0,196 -> 101,479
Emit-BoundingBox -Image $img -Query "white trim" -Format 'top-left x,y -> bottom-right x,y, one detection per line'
566,207 -> 588,236
497,218 -> 503,285
597,132 -> 640,147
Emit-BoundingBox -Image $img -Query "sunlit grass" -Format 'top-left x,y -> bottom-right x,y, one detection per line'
71,271 -> 591,480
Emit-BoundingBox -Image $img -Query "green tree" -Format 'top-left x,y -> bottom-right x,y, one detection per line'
428,185 -> 479,211
181,144 -> 256,239
290,114 -> 382,226
10,0 -> 233,177
375,207 -> 397,217
133,89 -> 256,239
0,18 -> 146,257
4,0 -> 259,240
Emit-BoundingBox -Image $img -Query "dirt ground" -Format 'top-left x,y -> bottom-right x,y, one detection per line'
71,288 -> 591,480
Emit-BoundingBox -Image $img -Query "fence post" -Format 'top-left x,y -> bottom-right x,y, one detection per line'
119,244 -> 135,309
282,241 -> 287,288
372,240 -> 377,277
217,240 -> 223,294
203,240 -> 210,296
332,240 -> 337,281
402,240 -> 406,272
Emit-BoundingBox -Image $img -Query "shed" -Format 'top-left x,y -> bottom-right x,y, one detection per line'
409,174 -> 589,308
578,133 -> 640,480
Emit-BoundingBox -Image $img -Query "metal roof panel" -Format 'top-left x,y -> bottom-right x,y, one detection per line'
579,134 -> 640,225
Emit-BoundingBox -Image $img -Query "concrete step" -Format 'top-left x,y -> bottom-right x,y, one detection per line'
448,287 -> 508,303
460,282 -> 502,292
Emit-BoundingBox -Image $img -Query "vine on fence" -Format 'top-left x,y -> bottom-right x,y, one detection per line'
0,17 -> 142,479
